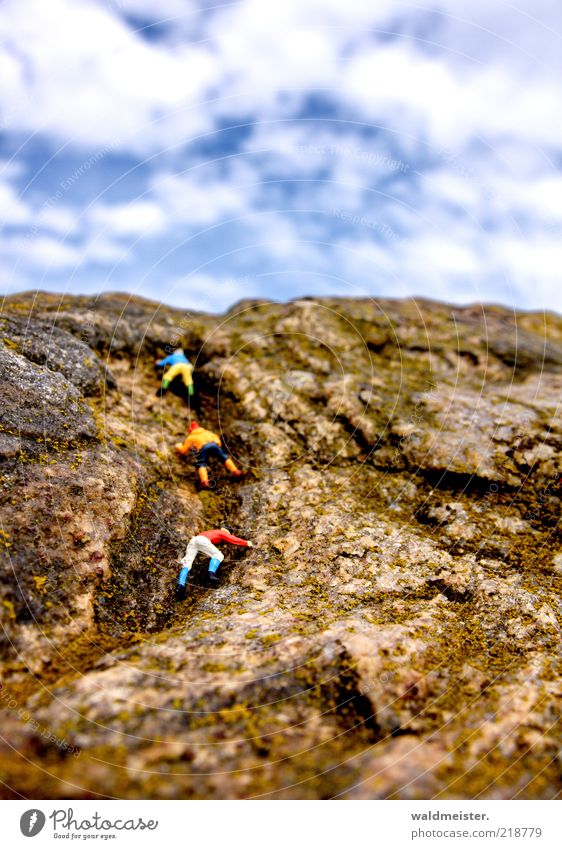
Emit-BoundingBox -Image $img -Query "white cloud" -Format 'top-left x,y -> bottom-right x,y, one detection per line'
37,206 -> 81,236
0,182 -> 31,226
1,0 -> 561,156
489,174 -> 562,226
0,0 -> 218,152
89,200 -> 166,237
149,165 -> 257,226
0,159 -> 25,180
343,43 -> 562,150
493,234 -> 562,303
333,221 -> 562,313
421,170 -> 484,211
84,235 -> 129,264
211,3 -> 341,93
168,272 -> 253,312
20,236 -> 83,269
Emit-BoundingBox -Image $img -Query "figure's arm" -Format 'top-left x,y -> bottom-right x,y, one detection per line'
175,434 -> 194,455
219,531 -> 252,547
156,355 -> 173,367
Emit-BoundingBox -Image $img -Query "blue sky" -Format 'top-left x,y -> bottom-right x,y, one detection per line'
1,0 -> 561,313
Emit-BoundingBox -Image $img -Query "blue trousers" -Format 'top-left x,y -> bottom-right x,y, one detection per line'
195,441 -> 229,468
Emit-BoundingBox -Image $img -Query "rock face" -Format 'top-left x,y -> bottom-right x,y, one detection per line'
0,291 -> 560,799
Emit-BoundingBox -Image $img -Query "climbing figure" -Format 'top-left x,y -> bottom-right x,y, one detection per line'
175,421 -> 243,488
155,348 -> 195,406
177,527 -> 253,597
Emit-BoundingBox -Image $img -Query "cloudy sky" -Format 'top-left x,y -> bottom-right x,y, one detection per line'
0,0 -> 561,312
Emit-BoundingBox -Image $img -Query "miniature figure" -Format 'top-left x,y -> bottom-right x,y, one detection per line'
175,421 -> 243,488
176,526 -> 253,596
155,348 -> 194,403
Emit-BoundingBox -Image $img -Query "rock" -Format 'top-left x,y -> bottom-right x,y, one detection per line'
551,553 -> 562,575
0,345 -> 97,448
487,329 -> 562,374
0,314 -> 114,394
398,385 -> 540,484
0,292 -> 560,800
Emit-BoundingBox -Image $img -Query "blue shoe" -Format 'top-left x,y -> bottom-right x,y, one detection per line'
207,557 -> 221,585
176,567 -> 190,599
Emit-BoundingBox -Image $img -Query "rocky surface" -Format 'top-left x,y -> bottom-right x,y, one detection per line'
0,291 -> 560,799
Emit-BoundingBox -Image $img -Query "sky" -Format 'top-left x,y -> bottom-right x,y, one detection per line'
0,0 -> 561,313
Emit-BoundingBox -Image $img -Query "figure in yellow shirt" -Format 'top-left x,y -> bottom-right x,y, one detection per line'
156,349 -> 194,404
175,421 -> 243,488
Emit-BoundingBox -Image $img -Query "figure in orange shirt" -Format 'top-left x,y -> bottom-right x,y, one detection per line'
175,421 -> 243,488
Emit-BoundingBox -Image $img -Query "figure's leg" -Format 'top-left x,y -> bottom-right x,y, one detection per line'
199,538 -> 224,564
180,374 -> 194,398
208,557 -> 222,574
196,538 -> 224,583
177,566 -> 189,588
207,557 -> 222,584
195,445 -> 211,488
212,444 -> 243,477
224,457 -> 243,477
178,540 -> 197,584
188,383 -> 200,416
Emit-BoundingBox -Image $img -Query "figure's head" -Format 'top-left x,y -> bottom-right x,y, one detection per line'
220,526 -> 233,535
189,421 -> 200,433
173,348 -> 184,356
